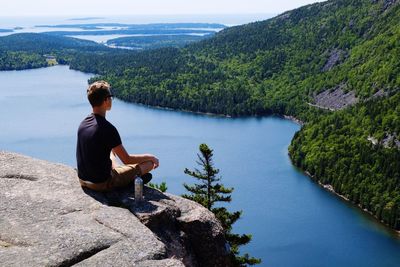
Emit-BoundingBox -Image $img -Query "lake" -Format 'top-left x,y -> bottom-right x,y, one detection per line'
0,65 -> 399,266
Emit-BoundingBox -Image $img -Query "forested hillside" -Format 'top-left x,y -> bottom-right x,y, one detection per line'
290,92 -> 400,229
0,50 -> 47,70
66,0 -> 397,120
0,33 -> 115,70
106,35 -> 211,50
0,0 -> 398,229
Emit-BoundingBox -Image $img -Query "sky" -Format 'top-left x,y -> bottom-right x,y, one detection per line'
1,0 -> 325,17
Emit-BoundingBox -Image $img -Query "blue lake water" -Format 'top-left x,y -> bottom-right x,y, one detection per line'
0,65 -> 399,266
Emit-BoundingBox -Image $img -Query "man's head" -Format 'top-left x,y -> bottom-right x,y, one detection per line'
87,81 -> 113,108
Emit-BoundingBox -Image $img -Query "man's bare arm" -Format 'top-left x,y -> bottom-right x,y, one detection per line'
112,144 -> 159,168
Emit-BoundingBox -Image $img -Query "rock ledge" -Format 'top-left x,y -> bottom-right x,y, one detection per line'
0,151 -> 230,267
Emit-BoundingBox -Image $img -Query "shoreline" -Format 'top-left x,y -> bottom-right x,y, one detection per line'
282,114 -> 305,126
301,171 -> 400,236
116,98 -> 280,119
117,97 -> 308,125
133,102 -> 233,118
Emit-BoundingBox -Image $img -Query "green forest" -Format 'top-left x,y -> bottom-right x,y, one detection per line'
290,93 -> 400,229
0,0 -> 399,229
106,35 -> 212,50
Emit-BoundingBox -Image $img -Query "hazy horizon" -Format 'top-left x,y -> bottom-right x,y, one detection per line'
0,13 -> 277,29
1,0 -> 325,17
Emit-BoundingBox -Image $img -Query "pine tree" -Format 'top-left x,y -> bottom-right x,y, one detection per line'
183,143 -> 261,266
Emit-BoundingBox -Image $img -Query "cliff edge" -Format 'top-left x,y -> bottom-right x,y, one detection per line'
0,151 -> 230,267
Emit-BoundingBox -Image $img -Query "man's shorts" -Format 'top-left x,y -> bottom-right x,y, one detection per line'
79,164 -> 142,192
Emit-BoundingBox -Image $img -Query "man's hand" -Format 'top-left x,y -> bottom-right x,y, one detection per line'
149,155 -> 159,169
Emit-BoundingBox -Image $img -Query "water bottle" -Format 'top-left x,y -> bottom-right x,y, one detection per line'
134,176 -> 143,202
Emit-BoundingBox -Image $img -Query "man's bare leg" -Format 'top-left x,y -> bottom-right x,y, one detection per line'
110,151 -> 120,169
138,161 -> 155,176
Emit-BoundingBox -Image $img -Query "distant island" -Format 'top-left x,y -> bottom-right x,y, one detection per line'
68,17 -> 105,21
35,22 -> 226,29
106,34 -> 211,50
42,29 -> 218,36
34,23 -> 225,39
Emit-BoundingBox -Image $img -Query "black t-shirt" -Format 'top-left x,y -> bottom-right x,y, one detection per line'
76,113 -> 122,183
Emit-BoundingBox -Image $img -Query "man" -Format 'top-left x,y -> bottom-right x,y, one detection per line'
76,80 -> 159,192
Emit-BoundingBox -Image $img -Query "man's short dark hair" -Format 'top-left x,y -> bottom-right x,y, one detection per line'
87,81 -> 111,107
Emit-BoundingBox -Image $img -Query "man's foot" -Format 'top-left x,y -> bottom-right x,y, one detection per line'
140,173 -> 152,184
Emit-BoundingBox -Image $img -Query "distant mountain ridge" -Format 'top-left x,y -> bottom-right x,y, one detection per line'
36,22 -> 226,29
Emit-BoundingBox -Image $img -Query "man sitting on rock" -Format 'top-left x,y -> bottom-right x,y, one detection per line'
76,81 -> 159,191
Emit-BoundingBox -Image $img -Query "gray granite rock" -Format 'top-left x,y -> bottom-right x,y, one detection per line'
0,151 -> 230,266
134,259 -> 186,267
167,194 -> 231,267
83,181 -> 231,266
312,84 -> 358,111
322,49 -> 347,72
